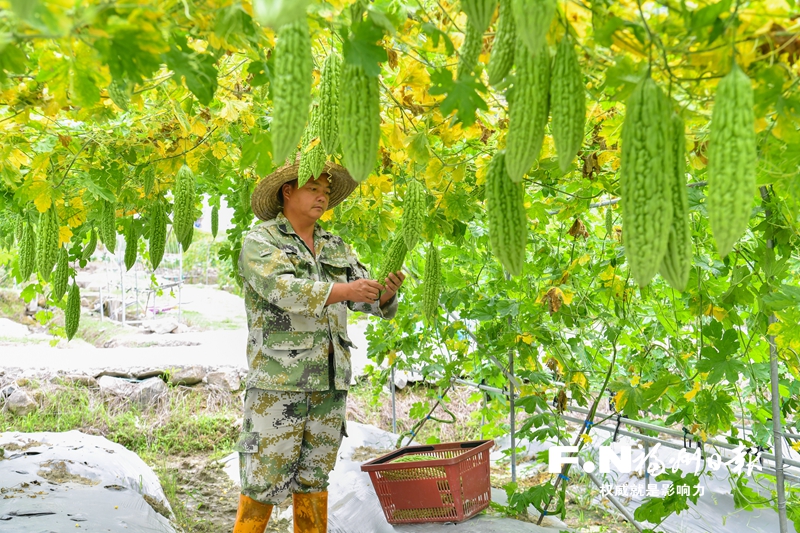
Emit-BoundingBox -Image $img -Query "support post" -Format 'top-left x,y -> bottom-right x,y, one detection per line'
760,186 -> 789,533
391,365 -> 397,434
510,348 -> 516,483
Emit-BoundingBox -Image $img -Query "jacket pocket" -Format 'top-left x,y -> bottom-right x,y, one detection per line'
233,431 -> 259,454
320,256 -> 350,282
338,332 -> 357,349
263,330 -> 316,350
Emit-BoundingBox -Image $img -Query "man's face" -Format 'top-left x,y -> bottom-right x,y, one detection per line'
283,174 -> 332,221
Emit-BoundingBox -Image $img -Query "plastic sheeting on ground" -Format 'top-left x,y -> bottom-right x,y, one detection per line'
0,430 -> 175,532
221,421 -> 570,533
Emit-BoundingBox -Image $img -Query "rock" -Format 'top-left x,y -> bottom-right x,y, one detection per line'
134,378 -> 167,406
133,368 -> 167,380
0,318 -> 30,339
54,374 -> 99,388
6,390 -> 37,416
94,369 -> 134,379
206,371 -> 241,392
169,366 -> 205,386
142,318 -> 180,335
97,375 -> 137,397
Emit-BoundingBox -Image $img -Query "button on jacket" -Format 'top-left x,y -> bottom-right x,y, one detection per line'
238,212 -> 398,392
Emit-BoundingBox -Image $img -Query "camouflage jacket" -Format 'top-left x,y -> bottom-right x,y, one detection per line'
238,212 -> 398,392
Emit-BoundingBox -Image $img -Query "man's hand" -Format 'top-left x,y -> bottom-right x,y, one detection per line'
379,271 -> 406,302
347,279 -> 384,303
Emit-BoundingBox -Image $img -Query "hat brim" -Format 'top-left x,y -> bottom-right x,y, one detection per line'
251,161 -> 358,221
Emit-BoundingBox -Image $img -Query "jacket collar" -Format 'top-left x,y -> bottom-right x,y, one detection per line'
274,212 -> 331,242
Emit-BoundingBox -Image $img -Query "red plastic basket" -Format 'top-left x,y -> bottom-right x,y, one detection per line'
360,440 -> 494,524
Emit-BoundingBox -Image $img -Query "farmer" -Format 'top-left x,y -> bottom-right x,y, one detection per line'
232,160 -> 405,533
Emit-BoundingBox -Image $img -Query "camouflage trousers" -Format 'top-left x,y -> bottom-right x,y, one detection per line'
235,387 -> 348,505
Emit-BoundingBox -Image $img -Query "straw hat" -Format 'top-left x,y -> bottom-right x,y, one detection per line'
250,160 -> 358,221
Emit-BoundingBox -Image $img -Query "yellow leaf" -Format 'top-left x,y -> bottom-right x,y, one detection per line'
474,154 -> 492,186
571,372 -> 588,389
424,159 -> 444,189
8,148 -> 30,169
561,289 -> 574,306
614,390 -> 627,411
699,430 -> 708,443
684,381 -> 701,401
191,120 -> 207,137
212,141 -> 228,159
389,123 -> 406,149
58,226 -> 72,246
31,181 -> 53,212
630,375 -> 641,387
516,333 -> 534,345
597,151 -> 618,168
641,381 -> 653,389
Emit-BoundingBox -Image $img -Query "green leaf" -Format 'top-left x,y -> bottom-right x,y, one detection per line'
420,23 -> 454,55
762,284 -> 800,311
163,32 -> 219,106
343,20 -> 387,78
247,59 -> 270,87
694,389 -> 734,433
691,0 -> 732,31
240,127 -> 273,177
70,62 -> 101,108
428,68 -> 487,127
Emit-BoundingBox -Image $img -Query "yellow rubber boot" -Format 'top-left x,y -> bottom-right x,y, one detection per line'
233,493 -> 273,533
292,491 -> 328,533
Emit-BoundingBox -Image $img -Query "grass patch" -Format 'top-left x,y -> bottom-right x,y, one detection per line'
0,381 -> 240,459
181,310 -> 242,331
0,289 -> 31,323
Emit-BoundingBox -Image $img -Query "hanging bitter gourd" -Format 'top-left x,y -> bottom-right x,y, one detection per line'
422,243 -> 441,323
181,225 -> 194,253
173,164 -> 196,244
486,151 -> 527,276
36,206 -> 60,282
19,221 -> 35,280
211,205 -> 219,239
550,35 -> 586,173
65,280 -> 80,341
619,76 -> 674,287
376,234 -> 408,286
402,179 -> 426,251
271,17 -> 313,164
14,215 -> 23,244
124,221 -> 138,271
461,0 -> 497,34
298,104 -> 326,188
82,227 -> 97,261
149,201 -> 167,270
660,113 -> 692,292
101,201 -> 117,254
487,0 -> 515,86
52,247 -> 69,302
505,40 -> 551,182
511,0 -> 556,55
707,62 -> 756,258
319,52 -> 341,155
457,19 -> 483,80
107,79 -> 130,111
338,61 -> 380,183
